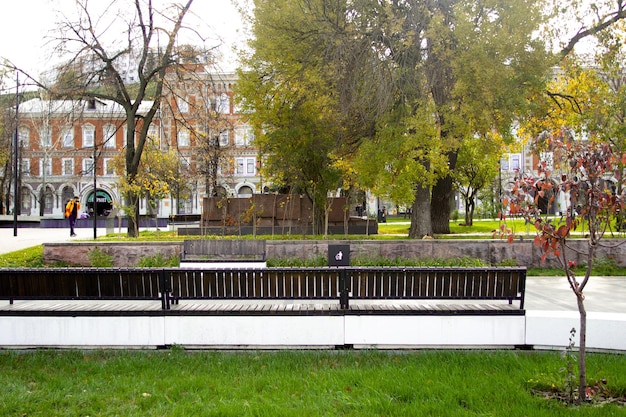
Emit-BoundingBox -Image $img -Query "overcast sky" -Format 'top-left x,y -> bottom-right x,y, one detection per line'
0,0 -> 248,82
0,0 -> 607,88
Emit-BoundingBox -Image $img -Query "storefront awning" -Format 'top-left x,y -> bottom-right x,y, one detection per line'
87,190 -> 112,204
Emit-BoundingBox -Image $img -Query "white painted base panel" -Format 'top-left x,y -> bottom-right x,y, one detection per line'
1,312 -> 625,351
344,315 -> 526,347
164,315 -> 344,347
0,316 -> 165,348
526,311 -> 626,351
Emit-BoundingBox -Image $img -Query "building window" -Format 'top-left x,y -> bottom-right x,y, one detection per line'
103,124 -> 116,149
83,158 -> 95,175
510,153 -> 522,171
21,159 -> 30,176
219,130 -> 229,146
238,185 -> 253,196
104,158 -> 115,176
21,187 -> 31,214
43,187 -> 54,214
86,99 -> 96,110
235,157 -> 256,176
148,125 -> 160,141
62,158 -> 74,176
40,126 -> 52,148
177,98 -> 189,113
61,128 -> 74,148
235,158 -> 244,175
62,187 -> 74,206
82,124 -> 95,148
235,125 -> 254,147
177,129 -> 190,147
40,158 -> 52,177
216,93 -> 230,114
18,127 -> 29,147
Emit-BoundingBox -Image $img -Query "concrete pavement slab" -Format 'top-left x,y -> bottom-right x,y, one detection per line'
524,275 -> 626,314
0,227 -> 106,255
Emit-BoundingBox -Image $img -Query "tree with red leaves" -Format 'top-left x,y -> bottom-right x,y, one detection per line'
501,132 -> 626,404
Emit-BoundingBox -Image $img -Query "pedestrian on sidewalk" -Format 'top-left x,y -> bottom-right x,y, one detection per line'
64,196 -> 80,237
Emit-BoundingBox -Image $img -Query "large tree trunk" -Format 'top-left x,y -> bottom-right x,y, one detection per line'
431,151 -> 458,234
38,190 -> 44,216
464,196 -> 474,226
408,184 -> 432,238
431,175 -> 453,234
126,190 -> 140,238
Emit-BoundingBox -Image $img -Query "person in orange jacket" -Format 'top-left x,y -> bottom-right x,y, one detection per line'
64,196 -> 80,237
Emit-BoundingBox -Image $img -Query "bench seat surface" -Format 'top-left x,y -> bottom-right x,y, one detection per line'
0,299 -> 524,316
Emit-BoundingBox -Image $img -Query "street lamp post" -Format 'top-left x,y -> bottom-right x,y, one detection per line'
13,73 -> 19,237
85,129 -> 101,240
93,136 -> 97,240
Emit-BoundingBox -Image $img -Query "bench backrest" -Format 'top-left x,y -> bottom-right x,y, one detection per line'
167,267 -> 526,308
0,268 -> 166,306
182,240 -> 267,261
348,267 -> 525,301
167,268 -> 340,299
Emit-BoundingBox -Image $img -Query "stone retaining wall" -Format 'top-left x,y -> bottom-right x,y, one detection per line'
43,239 -> 626,268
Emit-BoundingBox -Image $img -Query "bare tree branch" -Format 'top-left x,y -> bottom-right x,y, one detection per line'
559,1 -> 626,59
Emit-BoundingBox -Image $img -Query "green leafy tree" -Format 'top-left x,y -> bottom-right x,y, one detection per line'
112,135 -> 191,235
349,0 -> 551,236
452,135 -> 501,226
238,0 -> 554,237
237,0 -> 351,235
354,100 -> 445,238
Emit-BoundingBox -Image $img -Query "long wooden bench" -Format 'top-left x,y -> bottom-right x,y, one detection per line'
0,267 -> 526,316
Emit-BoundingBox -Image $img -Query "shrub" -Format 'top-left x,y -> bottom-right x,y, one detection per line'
88,247 -> 113,267
136,253 -> 180,267
266,256 -> 490,268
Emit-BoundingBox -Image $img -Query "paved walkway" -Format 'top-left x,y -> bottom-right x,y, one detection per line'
523,275 -> 626,313
0,227 -> 106,255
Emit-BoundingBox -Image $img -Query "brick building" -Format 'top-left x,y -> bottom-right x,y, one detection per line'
13,71 -> 260,219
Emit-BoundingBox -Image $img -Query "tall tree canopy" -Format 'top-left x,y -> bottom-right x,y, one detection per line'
236,0 -> 361,234
238,0 -> 552,237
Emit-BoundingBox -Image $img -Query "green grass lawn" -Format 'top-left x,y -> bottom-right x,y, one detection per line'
0,349 -> 624,416
378,217 -> 530,236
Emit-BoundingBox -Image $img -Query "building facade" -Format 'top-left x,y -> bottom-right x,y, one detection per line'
14,71 -> 260,219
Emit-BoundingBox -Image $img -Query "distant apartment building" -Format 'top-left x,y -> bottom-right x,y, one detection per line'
14,70 -> 261,219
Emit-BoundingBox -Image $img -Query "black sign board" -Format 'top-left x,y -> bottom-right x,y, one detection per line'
328,244 -> 350,266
